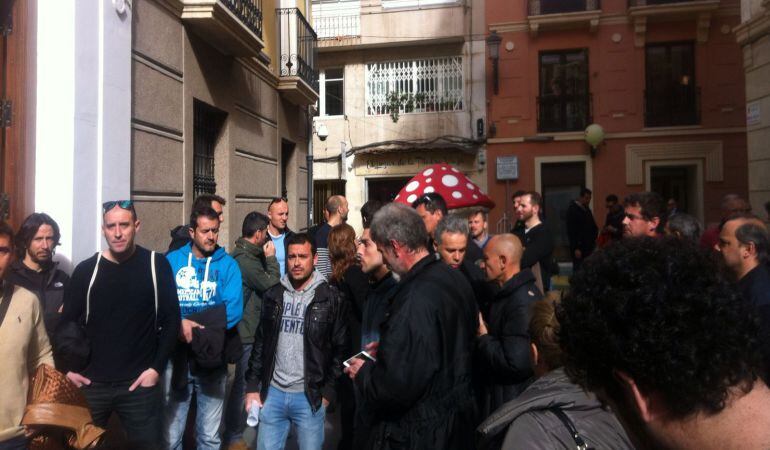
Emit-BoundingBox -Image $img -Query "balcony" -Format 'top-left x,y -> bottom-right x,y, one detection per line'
537,93 -> 592,133
627,0 -> 719,46
644,87 -> 701,127
527,0 -> 601,36
277,8 -> 319,106
314,14 -> 361,40
177,0 -> 264,56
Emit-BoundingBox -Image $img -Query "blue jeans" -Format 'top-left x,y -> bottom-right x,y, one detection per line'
163,362 -> 227,450
257,385 -> 325,450
223,343 -> 253,443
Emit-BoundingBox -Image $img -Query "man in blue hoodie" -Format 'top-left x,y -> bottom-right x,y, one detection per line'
164,206 -> 243,450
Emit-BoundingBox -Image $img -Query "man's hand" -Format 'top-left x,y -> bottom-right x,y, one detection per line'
364,341 -> 379,358
263,240 -> 276,258
245,392 -> 263,412
574,249 -> 582,259
66,371 -> 92,388
477,312 -> 488,337
129,368 -> 159,391
322,397 -> 330,408
344,358 -> 366,380
180,318 -> 204,343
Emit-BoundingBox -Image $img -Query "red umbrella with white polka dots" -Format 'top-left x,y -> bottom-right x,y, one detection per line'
393,163 -> 495,210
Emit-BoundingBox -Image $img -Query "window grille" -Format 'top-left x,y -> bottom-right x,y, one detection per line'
193,100 -> 227,199
366,57 -> 463,116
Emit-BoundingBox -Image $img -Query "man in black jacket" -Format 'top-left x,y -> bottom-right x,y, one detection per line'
565,188 -> 598,272
477,234 -> 542,419
8,213 -> 70,337
344,203 -> 478,450
513,191 -> 554,291
244,233 -> 348,449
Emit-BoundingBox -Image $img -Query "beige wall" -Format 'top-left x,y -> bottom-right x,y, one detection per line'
132,0 -> 310,251
737,0 -> 770,214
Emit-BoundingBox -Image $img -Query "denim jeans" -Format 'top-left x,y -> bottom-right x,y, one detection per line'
0,435 -> 28,450
163,363 -> 227,450
256,385 -> 325,450
223,343 -> 253,444
81,381 -> 162,449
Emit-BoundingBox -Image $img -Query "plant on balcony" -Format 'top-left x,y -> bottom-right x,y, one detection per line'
386,92 -> 426,123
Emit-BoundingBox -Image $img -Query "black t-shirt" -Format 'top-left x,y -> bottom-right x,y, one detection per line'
60,246 -> 181,382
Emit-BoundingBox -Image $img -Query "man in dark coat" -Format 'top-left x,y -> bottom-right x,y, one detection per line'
344,203 -> 478,450
565,188 -> 598,272
476,234 -> 542,419
513,191 -> 554,291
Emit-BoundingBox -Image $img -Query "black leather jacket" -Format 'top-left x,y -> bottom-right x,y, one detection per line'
245,278 -> 349,412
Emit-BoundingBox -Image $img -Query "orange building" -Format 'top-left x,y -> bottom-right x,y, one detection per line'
485,0 -> 746,260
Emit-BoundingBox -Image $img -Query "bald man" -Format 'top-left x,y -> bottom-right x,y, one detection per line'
476,234 -> 543,418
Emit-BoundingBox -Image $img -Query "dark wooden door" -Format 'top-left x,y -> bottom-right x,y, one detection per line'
0,0 -> 33,227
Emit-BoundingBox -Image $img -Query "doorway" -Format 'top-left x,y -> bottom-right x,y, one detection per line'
367,177 -> 411,204
280,140 -> 295,199
647,161 -> 703,221
540,161 -> 587,262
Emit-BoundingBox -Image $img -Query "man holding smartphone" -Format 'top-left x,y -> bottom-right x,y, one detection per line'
244,233 -> 348,450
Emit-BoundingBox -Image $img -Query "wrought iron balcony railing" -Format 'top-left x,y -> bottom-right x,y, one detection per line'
529,0 -> 601,15
628,0 -> 704,6
537,93 -> 593,133
222,0 -> 263,39
314,14 -> 360,40
277,8 -> 319,92
644,86 -> 701,127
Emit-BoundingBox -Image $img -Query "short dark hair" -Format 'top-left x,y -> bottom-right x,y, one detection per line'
193,194 -> 226,210
580,188 -> 592,197
469,208 -> 488,221
624,191 -> 666,232
241,211 -> 269,238
523,191 -> 543,207
512,190 -> 526,200
15,213 -> 61,259
286,232 -> 316,255
411,192 -> 448,216
0,220 -> 14,243
189,206 -> 221,230
606,194 -> 619,203
558,237 -> 762,419
361,199 -> 384,229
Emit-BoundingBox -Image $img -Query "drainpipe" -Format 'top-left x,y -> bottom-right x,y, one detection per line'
307,107 -> 314,228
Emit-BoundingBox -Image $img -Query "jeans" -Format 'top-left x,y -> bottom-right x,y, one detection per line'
223,343 -> 253,444
256,385 -> 325,450
163,363 -> 227,450
81,381 -> 162,449
0,435 -> 28,450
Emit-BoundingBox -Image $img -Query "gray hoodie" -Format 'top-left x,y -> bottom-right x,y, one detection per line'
270,270 -> 326,392
477,368 -> 633,450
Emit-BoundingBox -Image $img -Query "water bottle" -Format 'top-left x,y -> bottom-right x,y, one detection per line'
246,400 -> 260,427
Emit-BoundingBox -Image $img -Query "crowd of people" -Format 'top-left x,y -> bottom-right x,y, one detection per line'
1,186 -> 770,450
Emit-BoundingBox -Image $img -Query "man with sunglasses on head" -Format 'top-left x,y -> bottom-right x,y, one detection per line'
59,200 -> 181,449
622,191 -> 666,238
267,197 -> 294,277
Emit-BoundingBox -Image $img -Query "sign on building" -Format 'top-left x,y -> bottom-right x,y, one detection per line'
496,155 -> 519,180
747,101 -> 761,126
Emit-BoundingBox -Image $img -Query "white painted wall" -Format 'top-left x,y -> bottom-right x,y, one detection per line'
36,0 -> 132,272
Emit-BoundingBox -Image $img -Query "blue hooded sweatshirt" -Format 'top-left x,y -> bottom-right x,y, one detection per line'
166,243 -> 243,329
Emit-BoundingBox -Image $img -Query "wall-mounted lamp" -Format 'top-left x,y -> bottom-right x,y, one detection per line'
486,31 -> 502,95
584,123 -> 605,158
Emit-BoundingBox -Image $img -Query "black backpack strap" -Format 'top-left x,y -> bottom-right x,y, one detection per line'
0,282 -> 15,328
549,407 -> 591,450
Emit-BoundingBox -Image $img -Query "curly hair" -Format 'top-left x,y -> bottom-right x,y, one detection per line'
328,223 -> 357,283
557,236 -> 762,419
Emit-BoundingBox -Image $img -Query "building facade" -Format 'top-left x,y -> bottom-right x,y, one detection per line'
486,0 -> 747,260
2,0 -> 316,269
736,0 -> 770,211
311,0 -> 488,232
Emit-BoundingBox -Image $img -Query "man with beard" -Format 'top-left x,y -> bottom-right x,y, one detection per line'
468,208 -> 491,253
622,191 -> 665,238
345,203 -> 477,449
9,213 -> 70,337
513,192 -> 554,291
565,188 -> 598,271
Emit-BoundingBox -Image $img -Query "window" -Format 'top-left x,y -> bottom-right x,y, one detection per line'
317,68 -> 344,116
538,49 -> 590,132
366,57 -> 463,116
312,0 -> 360,39
193,100 -> 227,199
645,42 -> 698,127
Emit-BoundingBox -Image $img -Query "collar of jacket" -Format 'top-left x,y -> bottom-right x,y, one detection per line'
10,259 -> 60,286
400,254 -> 438,285
495,268 -> 537,300
234,237 -> 265,257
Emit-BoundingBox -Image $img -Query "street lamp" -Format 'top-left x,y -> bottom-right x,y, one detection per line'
486,31 -> 502,95
584,123 -> 605,158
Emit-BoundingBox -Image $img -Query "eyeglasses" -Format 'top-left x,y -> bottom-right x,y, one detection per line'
102,200 -> 134,214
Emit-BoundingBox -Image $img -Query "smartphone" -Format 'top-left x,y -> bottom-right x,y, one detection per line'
343,351 -> 376,368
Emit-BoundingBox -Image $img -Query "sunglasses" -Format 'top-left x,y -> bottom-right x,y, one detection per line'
269,197 -> 288,206
102,200 -> 134,214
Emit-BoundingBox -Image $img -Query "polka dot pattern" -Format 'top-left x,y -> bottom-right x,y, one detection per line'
393,163 -> 495,210
405,180 -> 420,192
442,174 -> 459,187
